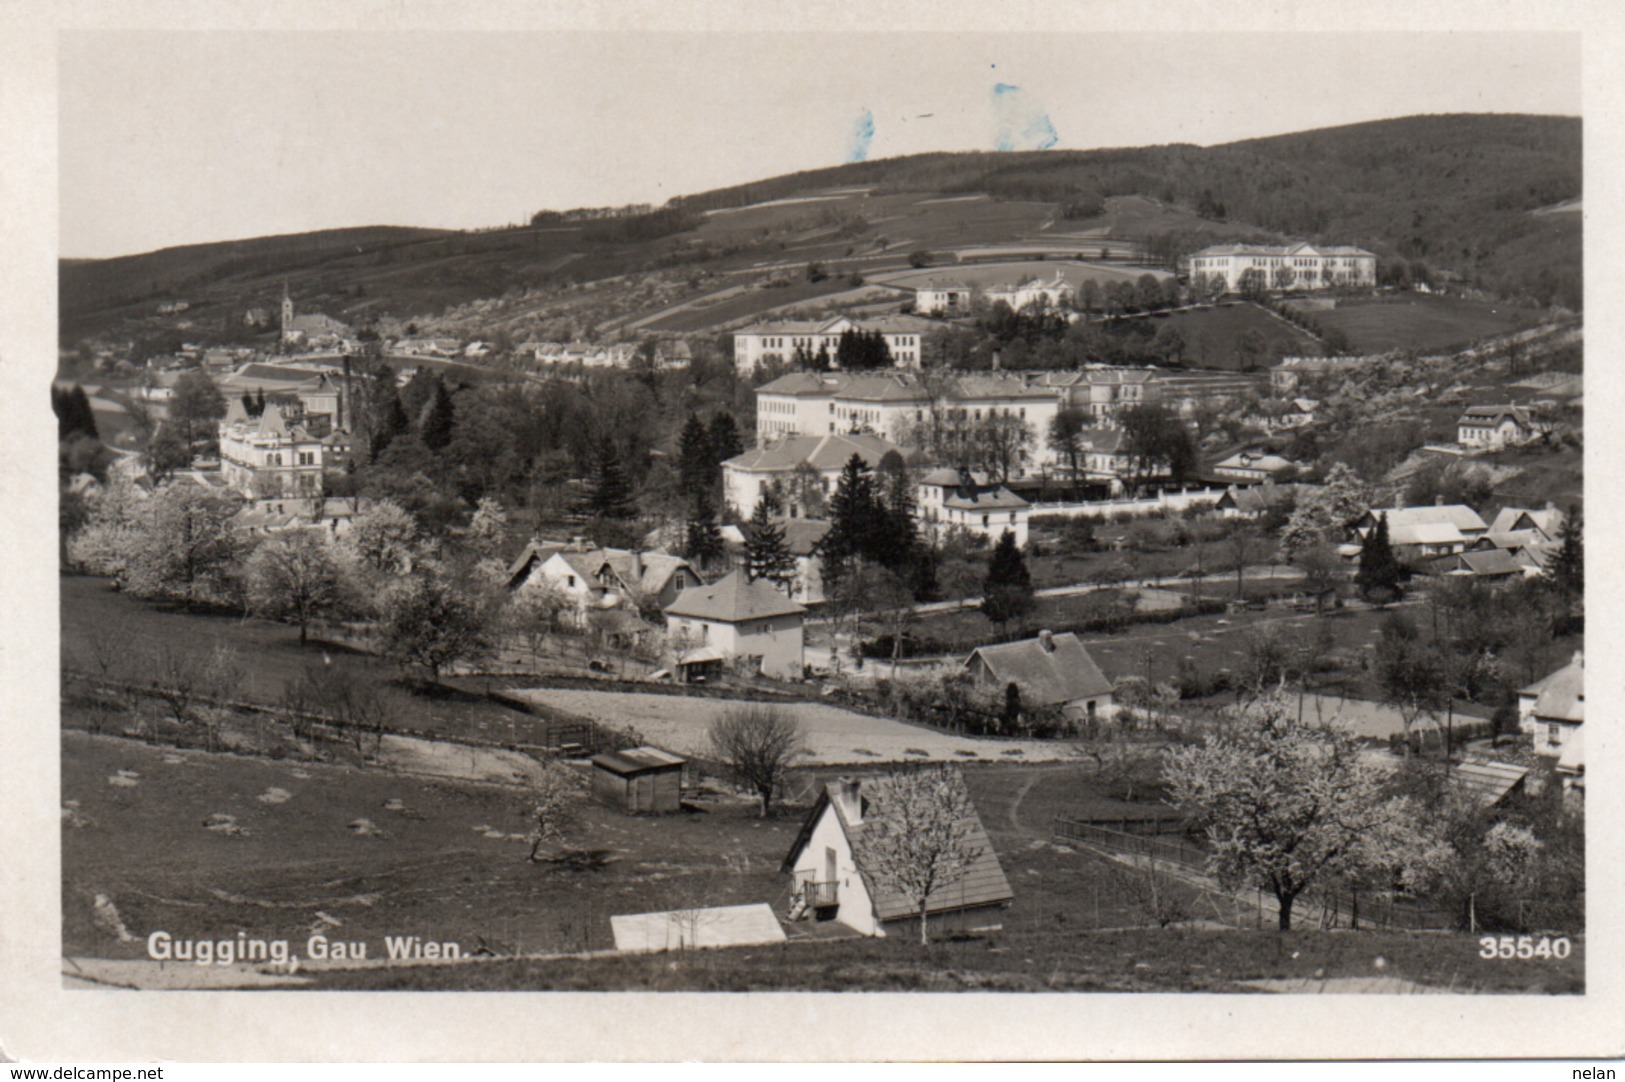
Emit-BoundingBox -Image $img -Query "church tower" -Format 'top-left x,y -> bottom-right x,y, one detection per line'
279,281 -> 295,347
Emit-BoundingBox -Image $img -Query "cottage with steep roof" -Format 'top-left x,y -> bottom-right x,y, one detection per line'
965,630 -> 1115,722
509,539 -> 703,623
780,772 -> 1014,938
1519,652 -> 1583,761
663,569 -> 806,680
718,518 -> 831,605
1457,405 -> 1549,450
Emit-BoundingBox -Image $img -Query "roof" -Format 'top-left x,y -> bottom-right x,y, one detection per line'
665,569 -> 806,622
1365,505 -> 1489,535
1488,506 -> 1564,540
1079,428 -> 1127,454
1458,405 -> 1538,427
754,371 -> 840,396
1451,549 -> 1523,577
965,632 -> 1113,708
1219,482 -> 1304,513
1556,726 -> 1585,775
944,487 -> 1029,512
1215,451 -> 1296,474
1389,522 -> 1466,547
1192,242 -> 1376,259
724,432 -> 901,474
591,746 -> 686,776
1521,653 -> 1583,724
779,518 -> 831,556
1448,760 -> 1530,807
782,773 -> 1015,921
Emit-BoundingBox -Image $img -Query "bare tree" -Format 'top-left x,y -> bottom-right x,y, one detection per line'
1224,525 -> 1266,598
1111,852 -> 1196,929
706,705 -> 807,818
148,643 -> 204,731
852,765 -> 984,945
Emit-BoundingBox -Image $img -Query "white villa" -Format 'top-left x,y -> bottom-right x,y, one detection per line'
1188,242 -> 1377,293
984,270 -> 1074,311
1457,405 -> 1550,450
217,400 -> 344,499
914,280 -> 975,316
722,431 -> 900,519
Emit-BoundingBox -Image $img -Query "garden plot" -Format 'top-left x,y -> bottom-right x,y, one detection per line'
509,688 -> 1083,765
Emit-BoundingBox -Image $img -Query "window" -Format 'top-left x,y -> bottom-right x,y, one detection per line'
982,514 -> 990,528
566,575 -> 576,589
1548,723 -> 1562,746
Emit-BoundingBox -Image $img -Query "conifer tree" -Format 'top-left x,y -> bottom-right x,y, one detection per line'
419,379 -> 456,450
677,414 -> 713,504
743,497 -> 797,593
1546,505 -> 1583,606
1356,512 -> 1404,604
582,438 -> 637,521
823,454 -> 881,586
683,488 -> 724,570
371,391 -> 410,461
709,411 -> 744,463
981,529 -> 1034,632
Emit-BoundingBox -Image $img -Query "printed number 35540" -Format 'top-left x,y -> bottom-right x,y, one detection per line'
1479,935 -> 1571,960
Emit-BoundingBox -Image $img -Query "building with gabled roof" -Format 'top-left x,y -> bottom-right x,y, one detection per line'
590,746 -> 686,815
780,771 -> 1014,937
965,630 -> 1114,721
1457,405 -> 1549,450
918,468 -> 1030,547
664,569 -> 807,680
1519,652 -> 1583,760
914,279 -> 975,316
218,399 -> 344,498
508,539 -> 704,621
1351,504 -> 1489,558
718,518 -> 831,605
723,431 -> 901,519
732,314 -> 936,374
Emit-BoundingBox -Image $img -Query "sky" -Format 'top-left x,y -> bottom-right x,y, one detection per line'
58,30 -> 1582,259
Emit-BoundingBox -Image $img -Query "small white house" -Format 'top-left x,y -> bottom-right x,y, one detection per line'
917,468 -> 1030,548
1457,405 -> 1548,450
1519,651 -> 1583,760
663,570 -> 806,680
780,773 -> 1014,938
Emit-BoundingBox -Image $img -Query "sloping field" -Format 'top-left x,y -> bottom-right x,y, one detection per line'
1314,295 -> 1523,355
1125,302 -> 1320,370
875,260 -> 1168,290
508,688 -> 1082,765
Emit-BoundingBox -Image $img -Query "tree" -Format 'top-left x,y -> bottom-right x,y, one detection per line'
581,438 -> 638,521
682,488 -> 725,570
525,761 -> 587,863
708,411 -> 744,466
742,498 -> 797,592
1356,512 -> 1404,604
972,414 -> 1034,484
822,453 -> 883,586
122,485 -> 243,605
168,370 -> 227,451
1279,462 -> 1370,561
1294,542 -> 1343,616
1545,505 -> 1582,608
1163,693 -> 1427,930
343,499 -> 420,578
465,496 -> 509,561
1048,407 -> 1089,496
1224,525 -> 1266,598
981,529 -> 1034,632
419,379 -> 456,450
1118,403 -> 1195,495
852,765 -> 984,945
53,384 -> 100,441
707,705 -> 807,818
677,414 -> 714,504
1374,612 -> 1451,756
142,424 -> 192,483
245,532 -> 352,645
379,568 -> 495,685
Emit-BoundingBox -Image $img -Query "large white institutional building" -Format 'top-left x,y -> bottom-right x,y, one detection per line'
1188,242 -> 1377,292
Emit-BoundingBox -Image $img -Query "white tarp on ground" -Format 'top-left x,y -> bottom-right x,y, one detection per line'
610,903 -> 787,953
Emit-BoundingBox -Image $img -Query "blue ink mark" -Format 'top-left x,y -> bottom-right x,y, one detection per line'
992,83 -> 1058,151
848,109 -> 875,162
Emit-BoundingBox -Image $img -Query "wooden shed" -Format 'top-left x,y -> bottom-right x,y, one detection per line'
590,746 -> 687,814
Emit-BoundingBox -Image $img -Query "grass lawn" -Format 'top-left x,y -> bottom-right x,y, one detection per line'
639,278 -> 860,333
1312,294 -> 1525,355
1122,302 -> 1320,371
60,573 -> 540,744
875,260 -> 1162,291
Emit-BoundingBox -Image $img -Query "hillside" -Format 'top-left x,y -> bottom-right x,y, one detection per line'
59,113 -> 1581,348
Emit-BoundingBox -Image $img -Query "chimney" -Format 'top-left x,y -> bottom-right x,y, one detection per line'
991,349 -> 1002,371
1038,629 -> 1055,653
629,550 -> 644,586
832,778 -> 863,824
1435,494 -> 1445,506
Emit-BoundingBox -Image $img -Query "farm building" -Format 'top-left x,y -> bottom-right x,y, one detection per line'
589,746 -> 687,814
964,630 -> 1114,722
781,773 -> 1014,938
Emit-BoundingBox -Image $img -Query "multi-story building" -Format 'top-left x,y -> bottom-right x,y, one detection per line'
914,280 -> 975,316
984,270 -> 1075,312
218,400 -> 344,499
731,315 -> 937,374
1188,243 -> 1377,293
722,432 -> 901,519
917,468 -> 1030,548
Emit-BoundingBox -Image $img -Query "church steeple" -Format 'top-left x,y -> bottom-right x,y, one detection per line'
280,281 -> 294,340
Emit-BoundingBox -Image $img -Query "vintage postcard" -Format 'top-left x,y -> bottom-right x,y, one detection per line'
1,0 -> 1619,1064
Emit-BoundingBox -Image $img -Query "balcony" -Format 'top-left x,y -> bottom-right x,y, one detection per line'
802,881 -> 839,908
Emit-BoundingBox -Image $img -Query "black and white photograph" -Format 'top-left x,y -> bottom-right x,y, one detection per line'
2,0 -> 1619,1066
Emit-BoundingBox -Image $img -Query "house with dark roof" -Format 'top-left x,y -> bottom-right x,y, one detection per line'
507,539 -> 703,624
1457,405 -> 1549,450
965,630 -> 1115,722
1519,652 -> 1583,761
1211,448 -> 1301,484
590,746 -> 687,814
917,468 -> 1030,547
664,570 -> 807,680
1215,481 -> 1307,520
722,431 -> 902,519
781,772 -> 1014,938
